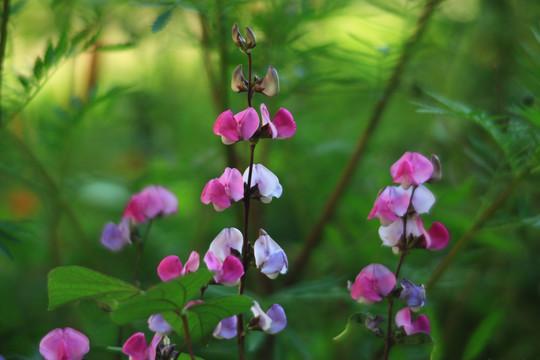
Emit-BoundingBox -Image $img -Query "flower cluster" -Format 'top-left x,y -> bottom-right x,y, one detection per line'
348,152 -> 448,346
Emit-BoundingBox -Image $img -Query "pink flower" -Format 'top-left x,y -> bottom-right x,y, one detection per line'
213,316 -> 238,339
123,185 -> 178,224
260,103 -> 296,139
244,164 -> 282,203
254,229 -> 288,279
390,152 -> 433,189
204,228 -> 244,286
39,327 -> 90,360
378,215 -> 449,250
157,251 -> 200,281
367,186 -> 410,226
122,332 -> 162,360
421,220 -> 449,250
395,307 -> 430,335
213,108 -> 259,144
250,301 -> 287,334
201,167 -> 244,211
349,264 -> 396,305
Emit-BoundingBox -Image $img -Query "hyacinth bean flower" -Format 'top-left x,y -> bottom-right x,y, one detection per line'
250,301 -> 287,334
390,152 -> 434,189
367,186 -> 410,226
204,228 -> 244,286
101,185 -> 178,251
260,103 -> 296,139
201,167 -> 244,211
213,107 -> 259,144
122,332 -> 162,360
254,229 -> 288,279
399,279 -> 426,312
157,251 -> 200,281
378,215 -> 449,250
213,316 -> 238,339
395,307 -> 430,335
244,164 -> 282,203
349,264 -> 396,305
148,314 -> 173,336
39,327 -> 90,360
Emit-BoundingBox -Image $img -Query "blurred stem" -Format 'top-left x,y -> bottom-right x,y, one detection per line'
181,314 -> 196,360
427,162 -> 533,289
0,0 -> 10,126
286,0 -> 444,286
132,220 -> 153,285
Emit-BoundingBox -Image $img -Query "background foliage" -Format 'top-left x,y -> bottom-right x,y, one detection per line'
1,0 -> 540,359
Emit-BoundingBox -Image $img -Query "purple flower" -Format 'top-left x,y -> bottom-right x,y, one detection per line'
148,314 -> 173,336
100,218 -> 131,251
367,186 -> 410,226
399,279 -> 426,312
157,251 -> 200,281
260,103 -> 296,139
244,164 -> 282,203
390,152 -> 433,189
349,264 -> 396,305
39,327 -> 90,360
213,316 -> 238,339
122,332 -> 162,360
201,167 -> 244,211
213,108 -> 259,144
254,229 -> 288,279
395,307 -> 430,335
250,301 -> 287,334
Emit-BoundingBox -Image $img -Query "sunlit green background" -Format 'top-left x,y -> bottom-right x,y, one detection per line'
1,0 -> 540,359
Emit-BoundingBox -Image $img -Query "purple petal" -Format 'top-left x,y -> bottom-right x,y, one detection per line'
213,316 -> 238,339
260,103 -> 277,138
266,304 -> 287,334
204,251 -> 221,273
208,228 -> 243,262
411,185 -> 435,214
101,221 -> 131,251
250,301 -> 272,331
182,251 -> 200,275
148,314 -> 173,335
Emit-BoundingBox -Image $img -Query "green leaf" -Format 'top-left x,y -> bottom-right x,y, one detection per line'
463,310 -> 503,360
55,33 -> 68,58
178,353 -> 205,360
152,6 -> 175,33
0,239 -> 13,260
44,41 -> 56,68
129,1 -> 177,7
333,312 -> 383,341
397,332 -> 434,345
111,270 -> 214,324
48,266 -> 140,310
18,74 -> 31,91
162,295 -> 253,343
33,57 -> 44,79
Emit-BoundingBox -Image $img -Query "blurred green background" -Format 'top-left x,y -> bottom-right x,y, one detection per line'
1,0 -> 540,359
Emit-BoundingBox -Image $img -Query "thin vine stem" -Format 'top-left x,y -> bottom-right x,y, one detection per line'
181,314 -> 196,360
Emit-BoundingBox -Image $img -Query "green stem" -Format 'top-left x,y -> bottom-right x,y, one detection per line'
0,0 -> 10,126
285,0 -> 444,286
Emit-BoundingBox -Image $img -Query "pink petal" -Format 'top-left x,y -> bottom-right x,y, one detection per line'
40,328 -> 64,360
122,332 -> 148,360
235,107 -> 259,140
153,186 -> 178,216
395,307 -> 413,334
425,222 -> 449,250
220,255 -> 244,286
260,103 -> 277,138
157,255 -> 183,282
411,314 -> 431,334
182,251 -> 200,275
123,193 -> 147,223
391,152 -> 433,187
39,328 -> 89,360
62,328 -> 90,360
350,275 -> 380,304
214,110 -> 238,142
148,333 -> 162,360
364,264 -> 396,297
367,187 -> 410,225
219,168 -> 245,203
201,179 -> 231,210
273,108 -> 296,139
204,251 -> 222,274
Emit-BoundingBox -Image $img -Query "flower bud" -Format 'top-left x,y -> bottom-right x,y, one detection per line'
427,154 -> 442,183
245,26 -> 257,50
254,66 -> 280,97
231,64 -> 248,93
398,279 -> 426,312
232,23 -> 246,50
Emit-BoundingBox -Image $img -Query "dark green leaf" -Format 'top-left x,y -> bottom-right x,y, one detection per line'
55,33 -> 68,58
162,295 -> 253,343
48,266 -> 140,310
152,6 -> 175,33
111,270 -> 214,324
9,0 -> 27,16
0,240 -> 13,260
33,57 -> 44,79
397,332 -> 434,345
18,74 -> 31,91
0,228 -> 21,243
177,353 -> 205,360
95,43 -> 136,52
44,41 -> 55,68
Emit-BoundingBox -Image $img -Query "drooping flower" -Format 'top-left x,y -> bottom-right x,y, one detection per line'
390,152 -> 433,189
399,279 -> 426,312
122,332 -> 162,360
213,316 -> 238,339
260,103 -> 296,139
39,327 -> 90,360
249,301 -> 287,334
123,185 -> 178,224
254,229 -> 288,279
395,307 -> 430,335
367,186 -> 410,226
201,167 -> 244,211
213,108 -> 259,144
157,251 -> 200,281
244,164 -> 282,203
204,228 -> 244,286
349,264 -> 396,305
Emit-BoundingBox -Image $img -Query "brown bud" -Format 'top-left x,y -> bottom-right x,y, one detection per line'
232,23 -> 246,50
427,154 -> 442,183
253,65 -> 279,97
231,64 -> 248,93
245,26 -> 257,51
